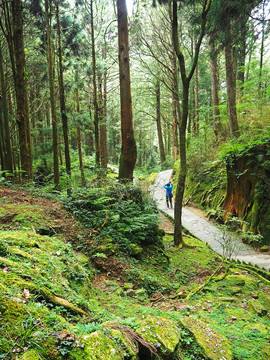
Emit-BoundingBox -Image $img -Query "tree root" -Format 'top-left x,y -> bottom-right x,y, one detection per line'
172,242 -> 196,251
155,247 -> 170,260
25,283 -> 88,315
235,264 -> 270,285
185,260 -> 225,300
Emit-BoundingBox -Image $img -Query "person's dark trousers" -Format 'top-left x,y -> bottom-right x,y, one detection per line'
166,195 -> 173,208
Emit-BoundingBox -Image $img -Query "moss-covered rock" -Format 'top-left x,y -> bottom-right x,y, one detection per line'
76,252 -> 89,264
18,349 -> 42,360
223,274 -> 259,294
248,299 -> 268,317
243,323 -> 269,335
69,330 -> 129,360
104,326 -> 138,359
180,316 -> 232,360
136,316 -> 181,358
0,296 -> 28,353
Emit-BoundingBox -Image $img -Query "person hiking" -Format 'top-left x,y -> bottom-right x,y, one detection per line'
163,181 -> 173,208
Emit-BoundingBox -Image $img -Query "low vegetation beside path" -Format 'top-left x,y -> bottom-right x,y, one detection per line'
0,185 -> 269,359
180,139 -> 270,251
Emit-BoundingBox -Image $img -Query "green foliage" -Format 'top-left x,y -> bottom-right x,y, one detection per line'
178,327 -> 208,360
73,322 -> 102,335
220,137 -> 270,165
63,184 -> 163,255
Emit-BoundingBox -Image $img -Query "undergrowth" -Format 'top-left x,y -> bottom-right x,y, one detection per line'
62,184 -> 164,255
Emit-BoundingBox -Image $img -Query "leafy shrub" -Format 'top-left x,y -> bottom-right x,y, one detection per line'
62,184 -> 163,255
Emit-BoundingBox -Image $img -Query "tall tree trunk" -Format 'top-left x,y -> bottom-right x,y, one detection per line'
11,0 -> 32,179
237,25 -> 246,90
90,0 -> 100,167
75,69 -> 86,186
117,0 -> 137,181
170,46 -> 180,160
56,1 -> 71,177
0,118 -> 4,171
156,80 -> 166,165
99,73 -> 108,169
171,0 -> 211,246
77,127 -> 86,186
45,0 -> 59,186
259,0 -> 266,103
100,41 -> 108,169
209,40 -> 221,140
194,65 -> 199,134
0,41 -> 13,173
0,95 -> 5,170
174,82 -> 189,245
225,40 -> 240,138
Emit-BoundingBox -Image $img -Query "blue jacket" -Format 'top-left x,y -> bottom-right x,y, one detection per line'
164,183 -> 173,197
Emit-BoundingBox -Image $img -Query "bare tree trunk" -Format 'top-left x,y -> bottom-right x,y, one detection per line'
259,0 -> 266,107
0,119 -> 4,170
225,40 -> 240,138
171,0 -> 211,246
156,80 -> 166,164
75,69 -> 86,186
174,83 -> 189,245
99,73 -> 108,169
170,47 -> 180,160
117,0 -> 137,181
0,40 -> 13,173
56,1 -> 71,177
237,27 -> 246,88
209,40 -> 221,140
45,0 -> 59,186
11,0 -> 32,179
194,65 -> 199,134
90,0 -> 100,167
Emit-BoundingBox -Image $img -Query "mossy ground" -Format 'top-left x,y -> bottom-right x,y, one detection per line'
0,186 -> 269,359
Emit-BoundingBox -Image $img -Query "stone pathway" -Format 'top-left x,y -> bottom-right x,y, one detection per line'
151,169 -> 270,270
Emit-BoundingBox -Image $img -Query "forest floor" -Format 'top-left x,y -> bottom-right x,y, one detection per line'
1,185 -> 270,359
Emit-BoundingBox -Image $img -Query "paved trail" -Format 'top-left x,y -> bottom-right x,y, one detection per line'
151,169 -> 270,270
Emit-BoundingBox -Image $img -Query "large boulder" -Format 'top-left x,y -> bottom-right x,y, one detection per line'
136,316 -> 181,359
69,329 -> 137,360
180,316 -> 232,360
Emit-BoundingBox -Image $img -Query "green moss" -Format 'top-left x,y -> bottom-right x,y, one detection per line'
0,230 -> 39,247
95,242 -> 118,256
206,273 -> 260,299
136,316 -> 181,358
0,281 -> 9,292
106,327 -> 138,359
248,299 -> 268,317
8,246 -> 35,260
181,317 -> 232,360
129,243 -> 143,256
243,323 -> 269,335
226,308 -> 251,320
17,349 -> 42,360
76,252 -> 89,264
0,255 -> 20,268
0,296 -> 26,321
0,296 -> 28,353
69,330 -> 127,359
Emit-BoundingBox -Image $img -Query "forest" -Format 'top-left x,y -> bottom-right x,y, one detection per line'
0,0 -> 270,359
